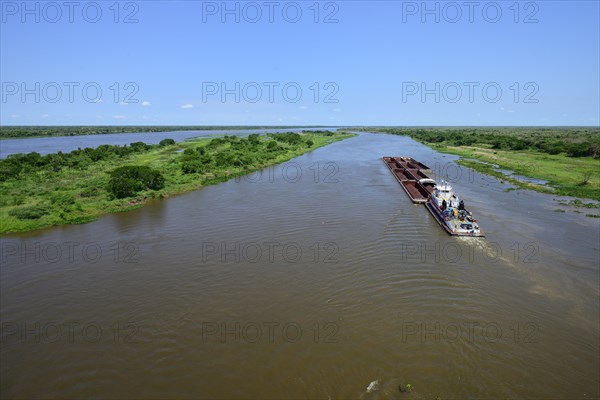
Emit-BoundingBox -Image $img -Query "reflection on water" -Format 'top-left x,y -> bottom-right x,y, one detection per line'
1,133 -> 598,399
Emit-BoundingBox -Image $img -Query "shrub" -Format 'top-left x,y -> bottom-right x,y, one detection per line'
214,152 -> 236,167
79,187 -> 99,198
9,205 -> 51,220
50,192 -> 76,207
130,142 -> 150,151
0,158 -> 22,181
566,143 -> 592,157
454,137 -> 477,146
306,139 -> 314,148
0,195 -> 24,207
181,152 -> 213,174
12,196 -> 24,206
272,132 -> 303,144
108,165 -> 165,198
207,138 -> 226,148
508,140 -> 529,151
159,138 -> 176,146
182,160 -> 205,174
490,139 -> 506,149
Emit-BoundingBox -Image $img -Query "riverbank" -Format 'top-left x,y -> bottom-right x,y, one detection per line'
364,127 -> 600,202
0,131 -> 354,234
440,145 -> 599,200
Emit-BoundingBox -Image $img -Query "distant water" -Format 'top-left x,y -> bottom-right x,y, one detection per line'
0,127 -> 336,158
1,133 -> 598,399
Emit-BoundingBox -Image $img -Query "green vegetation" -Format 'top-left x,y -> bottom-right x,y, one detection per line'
556,199 -> 600,209
0,130 -> 354,233
0,125 -> 329,139
360,127 -> 600,158
159,138 -> 176,146
398,383 -> 413,393
365,127 -> 600,201
108,166 -> 165,198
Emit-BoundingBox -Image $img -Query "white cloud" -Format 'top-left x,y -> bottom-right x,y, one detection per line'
507,110 -> 515,113
333,108 -> 341,112
500,107 -> 505,111
41,114 -> 49,118
299,106 -> 307,110
142,101 -> 151,107
11,114 -> 20,118
181,104 -> 193,109
119,102 -> 128,106
94,99 -> 103,103
112,115 -> 126,119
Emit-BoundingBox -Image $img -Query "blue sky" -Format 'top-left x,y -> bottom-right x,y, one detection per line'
1,0 -> 599,126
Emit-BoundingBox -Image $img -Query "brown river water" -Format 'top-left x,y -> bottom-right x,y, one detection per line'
1,132 -> 599,399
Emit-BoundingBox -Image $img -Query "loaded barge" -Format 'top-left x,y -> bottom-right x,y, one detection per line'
383,157 -> 484,237
382,157 -> 435,203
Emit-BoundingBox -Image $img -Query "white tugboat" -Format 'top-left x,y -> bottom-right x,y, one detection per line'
425,180 -> 485,237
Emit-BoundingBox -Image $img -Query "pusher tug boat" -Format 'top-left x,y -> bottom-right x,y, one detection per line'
425,180 -> 485,237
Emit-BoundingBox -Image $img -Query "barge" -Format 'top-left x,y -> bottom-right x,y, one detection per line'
393,157 -> 432,173
383,156 -> 485,237
382,157 -> 431,203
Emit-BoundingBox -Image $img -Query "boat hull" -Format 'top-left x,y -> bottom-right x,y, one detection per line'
425,201 -> 485,237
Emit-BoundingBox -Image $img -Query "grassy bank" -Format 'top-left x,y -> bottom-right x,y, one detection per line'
0,131 -> 354,234
0,125 -> 328,139
365,127 -> 600,201
441,145 -> 600,200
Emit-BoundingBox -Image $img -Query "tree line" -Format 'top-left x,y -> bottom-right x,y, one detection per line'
375,128 -> 600,158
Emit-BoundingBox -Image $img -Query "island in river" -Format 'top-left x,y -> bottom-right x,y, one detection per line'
0,130 -> 354,233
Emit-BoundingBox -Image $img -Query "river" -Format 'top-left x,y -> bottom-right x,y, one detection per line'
1,132 -> 598,399
0,128 -> 335,158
